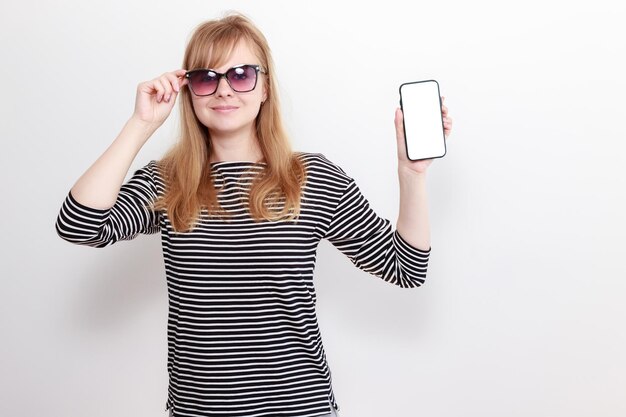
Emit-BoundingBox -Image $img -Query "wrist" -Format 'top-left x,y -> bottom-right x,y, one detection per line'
128,115 -> 161,135
125,116 -> 160,142
398,166 -> 428,182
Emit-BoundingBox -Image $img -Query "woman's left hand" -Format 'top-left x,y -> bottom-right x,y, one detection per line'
394,96 -> 453,175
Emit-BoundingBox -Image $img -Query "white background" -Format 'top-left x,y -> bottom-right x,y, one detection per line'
1,1 -> 625,416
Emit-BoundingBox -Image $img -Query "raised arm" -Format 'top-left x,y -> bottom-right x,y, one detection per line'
56,69 -> 188,247
70,69 -> 188,209
324,177 -> 431,288
322,99 -> 452,288
394,97 -> 453,250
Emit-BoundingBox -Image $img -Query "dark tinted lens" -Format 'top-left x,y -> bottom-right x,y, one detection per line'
188,70 -> 219,96
225,66 -> 257,92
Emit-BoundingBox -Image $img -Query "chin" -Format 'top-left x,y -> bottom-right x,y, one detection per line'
206,122 -> 254,137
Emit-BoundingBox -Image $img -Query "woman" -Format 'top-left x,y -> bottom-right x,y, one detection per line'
56,12 -> 453,417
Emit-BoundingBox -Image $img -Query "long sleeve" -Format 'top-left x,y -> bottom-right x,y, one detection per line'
55,161 -> 160,248
323,178 -> 430,288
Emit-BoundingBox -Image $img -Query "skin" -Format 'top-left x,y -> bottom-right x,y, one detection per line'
394,97 -> 453,251
189,41 -> 267,163
70,39 -> 453,252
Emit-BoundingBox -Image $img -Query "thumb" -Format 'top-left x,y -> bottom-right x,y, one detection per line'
394,108 -> 407,160
394,108 -> 404,139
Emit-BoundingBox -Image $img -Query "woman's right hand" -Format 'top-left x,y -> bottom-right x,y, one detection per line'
131,69 -> 189,129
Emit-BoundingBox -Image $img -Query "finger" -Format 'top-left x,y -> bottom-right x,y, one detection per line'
443,117 -> 453,138
394,108 -> 408,160
175,69 -> 189,87
163,73 -> 179,94
394,108 -> 404,140
137,80 -> 154,95
159,74 -> 176,102
163,71 -> 184,93
152,79 -> 166,102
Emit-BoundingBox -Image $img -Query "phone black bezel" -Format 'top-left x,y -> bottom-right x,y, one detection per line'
399,79 -> 447,162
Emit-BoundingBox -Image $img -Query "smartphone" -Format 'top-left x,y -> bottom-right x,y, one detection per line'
399,80 -> 446,161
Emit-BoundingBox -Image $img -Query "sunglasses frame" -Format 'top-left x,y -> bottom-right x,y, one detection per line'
185,64 -> 267,96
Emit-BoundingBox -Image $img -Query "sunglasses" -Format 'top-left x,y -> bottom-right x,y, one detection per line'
185,64 -> 267,96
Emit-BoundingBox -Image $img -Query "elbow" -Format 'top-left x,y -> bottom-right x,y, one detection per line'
393,263 -> 428,289
397,274 -> 426,289
55,214 -> 110,248
55,192 -> 115,248
360,254 -> 429,288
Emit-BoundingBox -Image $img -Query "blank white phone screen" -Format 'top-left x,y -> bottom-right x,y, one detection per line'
400,80 -> 446,161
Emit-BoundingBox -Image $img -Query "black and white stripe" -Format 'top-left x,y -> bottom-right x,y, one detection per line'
56,152 -> 430,417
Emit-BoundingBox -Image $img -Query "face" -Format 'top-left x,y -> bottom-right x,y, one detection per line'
189,40 -> 267,139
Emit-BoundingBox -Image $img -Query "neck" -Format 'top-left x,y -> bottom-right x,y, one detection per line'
208,127 -> 264,163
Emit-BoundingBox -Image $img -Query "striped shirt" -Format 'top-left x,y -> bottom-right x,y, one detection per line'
55,152 -> 430,417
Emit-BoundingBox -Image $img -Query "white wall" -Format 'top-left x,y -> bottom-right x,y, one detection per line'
2,1 -> 625,416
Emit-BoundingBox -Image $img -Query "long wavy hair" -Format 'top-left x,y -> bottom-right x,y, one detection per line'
153,13 -> 306,232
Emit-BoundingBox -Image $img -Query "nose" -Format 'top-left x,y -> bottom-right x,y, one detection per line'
214,75 -> 234,97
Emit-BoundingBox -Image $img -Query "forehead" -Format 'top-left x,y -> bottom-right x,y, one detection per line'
206,40 -> 262,71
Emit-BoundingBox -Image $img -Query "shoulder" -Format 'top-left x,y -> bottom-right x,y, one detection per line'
294,152 -> 353,185
124,160 -> 164,192
130,160 -> 161,180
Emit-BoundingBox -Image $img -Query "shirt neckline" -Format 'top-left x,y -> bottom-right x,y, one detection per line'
209,160 -> 267,168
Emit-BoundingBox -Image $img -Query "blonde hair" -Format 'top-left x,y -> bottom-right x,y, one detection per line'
153,13 -> 306,232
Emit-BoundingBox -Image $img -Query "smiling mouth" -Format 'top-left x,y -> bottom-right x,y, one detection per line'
212,106 -> 238,112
